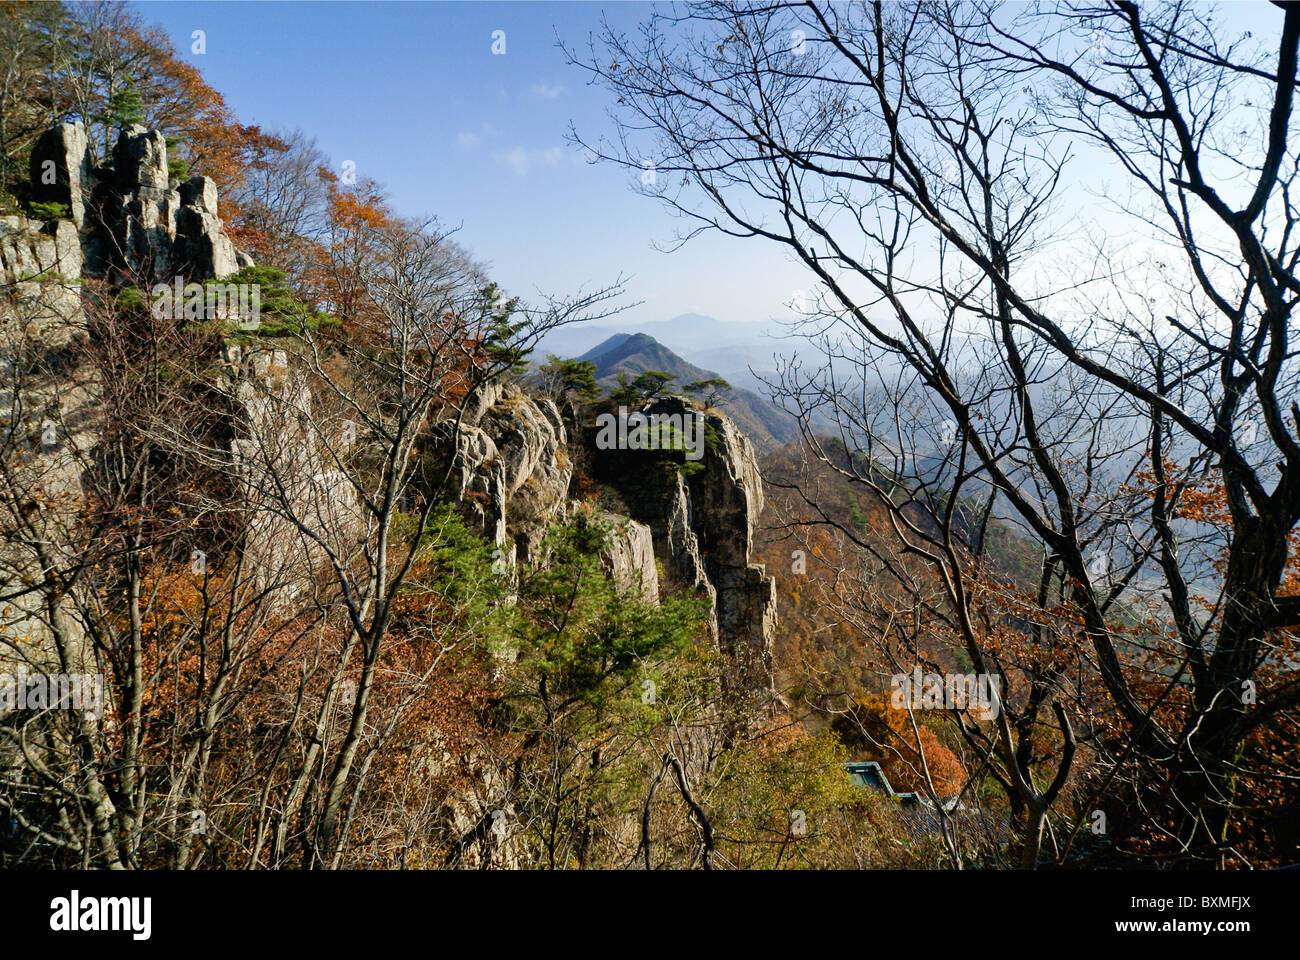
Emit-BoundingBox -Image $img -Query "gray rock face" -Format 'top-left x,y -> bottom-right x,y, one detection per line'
590,508 -> 659,602
0,215 -> 84,347
438,383 -> 665,605
0,367 -> 97,684
2,124 -> 284,626
0,228 -> 95,693
439,381 -> 574,562
664,470 -> 718,623
442,422 -> 509,547
113,126 -> 169,194
29,121 -> 91,227
173,197 -> 240,280
178,175 -> 219,216
220,346 -> 363,609
679,402 -> 775,665
444,383 -> 776,683
1,136 -> 96,697
578,395 -> 777,679
0,216 -> 83,281
85,125 -> 246,283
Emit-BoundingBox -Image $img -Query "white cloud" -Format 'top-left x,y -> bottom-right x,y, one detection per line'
457,131 -> 482,149
504,147 -> 530,176
530,82 -> 565,100
499,146 -> 567,176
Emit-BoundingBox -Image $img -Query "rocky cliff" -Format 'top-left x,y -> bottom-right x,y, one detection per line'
439,386 -> 777,677
1,122 -> 312,667
2,120 -> 779,869
3,120 -> 776,686
29,119 -> 251,285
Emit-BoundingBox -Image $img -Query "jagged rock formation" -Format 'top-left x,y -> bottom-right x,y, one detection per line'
580,395 -> 777,674
0,215 -> 83,345
437,380 -> 575,565
596,510 -> 659,602
87,124 -> 249,283
0,141 -> 93,668
29,121 -> 91,229
221,344 -> 362,606
3,120 -> 779,869
25,119 -> 250,285
440,383 -> 776,679
1,122 -> 309,661
438,382 -> 665,603
673,400 -> 778,656
2,124 -> 87,339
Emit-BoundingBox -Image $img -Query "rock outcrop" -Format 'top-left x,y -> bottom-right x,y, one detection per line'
441,382 -> 776,681
438,383 -> 669,609
3,120 -> 781,870
676,400 -> 777,657
221,344 -> 362,606
597,511 -> 659,602
437,381 -> 573,563
23,120 -> 248,285
6,122 -> 775,693
28,121 -> 91,228
0,129 -> 95,672
0,218 -> 92,683
0,214 -> 83,345
2,123 -> 313,652
578,395 -> 777,675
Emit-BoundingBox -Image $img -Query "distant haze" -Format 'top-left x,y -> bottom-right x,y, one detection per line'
565,330 -> 801,449
538,313 -> 801,395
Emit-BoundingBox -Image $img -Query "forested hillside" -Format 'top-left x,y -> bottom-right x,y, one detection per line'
3,0 -> 1300,875
0,0 -> 935,870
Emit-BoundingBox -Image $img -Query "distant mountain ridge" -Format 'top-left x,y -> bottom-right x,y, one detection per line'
569,332 -> 799,449
538,314 -> 783,364
580,332 -> 712,379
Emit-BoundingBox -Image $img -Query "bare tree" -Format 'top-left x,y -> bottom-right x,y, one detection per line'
229,214 -> 627,867
572,0 -> 1300,866
224,127 -> 331,284
0,269 -> 308,869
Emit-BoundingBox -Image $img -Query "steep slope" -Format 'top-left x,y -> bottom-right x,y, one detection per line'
1,122 -> 352,662
434,383 -> 778,678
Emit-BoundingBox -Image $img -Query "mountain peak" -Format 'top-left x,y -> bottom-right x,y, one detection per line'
576,331 -> 699,376
569,330 -> 798,450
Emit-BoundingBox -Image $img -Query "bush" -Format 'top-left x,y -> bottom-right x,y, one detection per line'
218,265 -> 335,337
25,200 -> 70,222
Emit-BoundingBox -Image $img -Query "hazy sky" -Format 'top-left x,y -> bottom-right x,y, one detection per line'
129,0 -> 1286,345
131,0 -> 812,329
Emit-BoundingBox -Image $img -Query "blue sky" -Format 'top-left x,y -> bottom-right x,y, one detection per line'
131,0 -> 810,330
